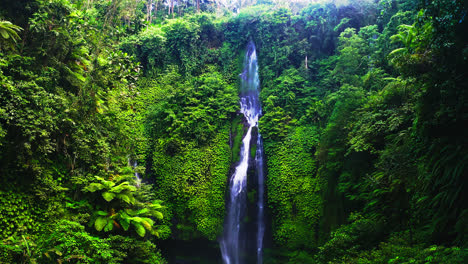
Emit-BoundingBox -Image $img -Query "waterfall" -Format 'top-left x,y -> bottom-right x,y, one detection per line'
133,161 -> 142,188
220,41 -> 265,264
129,159 -> 142,187
255,133 -> 265,264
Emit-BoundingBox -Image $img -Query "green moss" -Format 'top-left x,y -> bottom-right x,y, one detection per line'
231,116 -> 245,163
0,191 -> 43,239
250,127 -> 258,158
250,142 -> 257,159
264,126 -> 321,250
151,129 -> 231,240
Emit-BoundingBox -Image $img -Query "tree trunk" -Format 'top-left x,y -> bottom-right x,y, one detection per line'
197,0 -> 200,12
170,0 -> 174,18
154,0 -> 159,22
146,0 -> 151,24
149,0 -> 154,24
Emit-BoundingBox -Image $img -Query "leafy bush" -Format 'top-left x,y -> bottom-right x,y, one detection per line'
0,191 -> 42,239
82,173 -> 167,238
107,235 -> 167,264
337,234 -> 468,264
265,126 -> 321,250
317,213 -> 384,262
38,220 -> 117,263
1,220 -> 168,264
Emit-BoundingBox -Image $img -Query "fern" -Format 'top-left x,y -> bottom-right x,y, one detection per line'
423,144 -> 468,241
0,21 -> 22,45
85,175 -> 165,237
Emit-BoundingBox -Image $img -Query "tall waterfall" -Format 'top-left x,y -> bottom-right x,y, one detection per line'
220,41 -> 265,264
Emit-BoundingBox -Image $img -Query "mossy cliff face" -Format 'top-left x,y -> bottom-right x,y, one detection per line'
151,130 -> 232,240
262,126 -> 322,251
230,115 -> 246,164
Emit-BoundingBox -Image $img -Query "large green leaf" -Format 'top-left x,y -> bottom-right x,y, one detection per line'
117,193 -> 135,204
151,204 -> 163,210
154,211 -> 163,220
112,182 -> 136,193
0,29 -> 8,39
134,223 -> 146,237
120,211 -> 130,219
85,183 -> 104,192
95,176 -> 115,189
0,21 -> 22,43
135,208 -> 149,215
141,217 -> 155,230
104,220 -> 114,232
130,216 -> 143,223
388,48 -> 406,56
95,217 -> 108,231
96,210 -> 108,216
120,216 -> 130,231
125,208 -> 137,216
102,192 -> 116,202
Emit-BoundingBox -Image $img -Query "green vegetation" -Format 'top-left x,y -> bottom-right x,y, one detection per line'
1,0 -> 467,263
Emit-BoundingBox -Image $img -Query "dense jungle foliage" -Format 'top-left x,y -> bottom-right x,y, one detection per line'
1,0 -> 467,263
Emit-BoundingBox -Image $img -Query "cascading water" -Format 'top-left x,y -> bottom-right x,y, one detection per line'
133,161 -> 142,188
129,159 -> 142,187
220,41 -> 265,264
255,134 -> 265,264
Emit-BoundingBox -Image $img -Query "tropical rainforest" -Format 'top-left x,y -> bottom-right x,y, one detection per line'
0,0 -> 467,263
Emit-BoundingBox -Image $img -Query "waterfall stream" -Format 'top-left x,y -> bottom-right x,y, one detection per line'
220,41 -> 265,264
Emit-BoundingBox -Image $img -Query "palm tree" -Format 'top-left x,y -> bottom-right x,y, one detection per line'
0,20 -> 22,49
